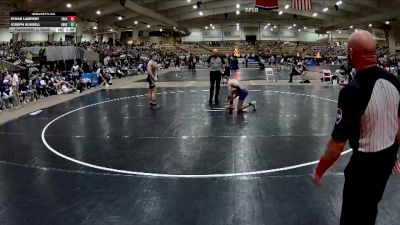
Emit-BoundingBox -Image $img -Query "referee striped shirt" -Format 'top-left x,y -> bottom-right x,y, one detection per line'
331,66 -> 400,152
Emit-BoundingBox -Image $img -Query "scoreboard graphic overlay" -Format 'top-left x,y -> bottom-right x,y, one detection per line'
9,12 -> 77,33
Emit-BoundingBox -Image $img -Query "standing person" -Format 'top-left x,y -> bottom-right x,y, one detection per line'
188,54 -> 193,71
175,56 -> 180,68
81,58 -> 91,73
11,71 -> 20,107
313,30 -> 400,225
192,55 -> 197,72
147,54 -> 160,110
207,49 -> 225,105
71,61 -> 80,83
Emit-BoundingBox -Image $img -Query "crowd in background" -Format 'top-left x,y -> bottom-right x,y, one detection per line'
0,40 -> 398,111
0,41 -> 202,111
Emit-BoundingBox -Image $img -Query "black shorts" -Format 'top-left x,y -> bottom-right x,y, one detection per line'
147,75 -> 156,89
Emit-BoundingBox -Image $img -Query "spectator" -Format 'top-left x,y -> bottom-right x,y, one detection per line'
1,81 -> 13,108
71,61 -> 81,83
81,58 -> 91,73
11,71 -> 20,106
61,82 -> 75,94
19,79 -> 28,103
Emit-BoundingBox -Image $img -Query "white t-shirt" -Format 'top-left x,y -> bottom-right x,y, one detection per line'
4,74 -> 12,82
12,73 -> 19,87
61,85 -> 70,94
72,65 -> 80,76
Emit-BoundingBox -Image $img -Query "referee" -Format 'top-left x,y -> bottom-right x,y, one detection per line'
313,30 -> 400,225
207,49 -> 225,105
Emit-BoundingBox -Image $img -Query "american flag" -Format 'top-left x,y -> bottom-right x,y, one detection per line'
291,0 -> 312,11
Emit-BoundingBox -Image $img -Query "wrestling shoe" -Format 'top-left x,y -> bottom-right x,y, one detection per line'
249,101 -> 256,111
225,104 -> 234,109
151,103 -> 161,110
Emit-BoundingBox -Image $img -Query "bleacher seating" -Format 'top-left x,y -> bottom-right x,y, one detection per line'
178,44 -> 211,55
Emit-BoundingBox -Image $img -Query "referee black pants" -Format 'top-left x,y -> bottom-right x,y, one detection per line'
340,144 -> 398,225
210,71 -> 221,101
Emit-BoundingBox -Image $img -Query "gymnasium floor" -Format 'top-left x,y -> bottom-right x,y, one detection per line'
140,64 -> 341,82
0,69 -> 399,225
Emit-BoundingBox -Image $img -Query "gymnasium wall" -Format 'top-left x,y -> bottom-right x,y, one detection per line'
0,28 -> 12,42
18,32 -> 48,42
183,28 -> 332,43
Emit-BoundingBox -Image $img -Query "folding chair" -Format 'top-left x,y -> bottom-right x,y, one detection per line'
265,68 -> 277,83
322,69 -> 333,86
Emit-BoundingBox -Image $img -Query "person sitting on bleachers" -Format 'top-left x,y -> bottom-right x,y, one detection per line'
1,80 -> 13,108
61,81 -> 76,94
0,96 -> 6,111
34,76 -> 45,98
19,79 -> 28,103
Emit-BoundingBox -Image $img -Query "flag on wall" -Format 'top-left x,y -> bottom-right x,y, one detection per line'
255,0 -> 279,10
291,0 -> 313,11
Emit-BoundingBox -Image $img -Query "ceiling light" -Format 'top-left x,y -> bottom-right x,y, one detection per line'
134,21 -> 138,25
285,4 -> 289,9
187,0 -> 191,2
66,3 -> 72,8
298,29 -> 301,32
313,13 -> 318,17
93,26 -> 97,30
236,4 -> 240,9
205,26 -> 208,29
96,10 -> 101,15
193,5 -> 198,9
326,31 -> 330,34
210,24 -> 213,26
237,27 -> 240,31
147,24 -> 150,28
355,28 -> 358,32
386,21 -> 390,25
270,28 -> 274,31
160,29 -> 163,32
288,26 -> 292,29
304,26 -> 307,29
267,23 -> 271,26
336,1 -> 342,6
236,10 -> 240,15
278,11 -> 283,15
199,11 -> 203,16
118,16 -> 123,20
350,25 -> 353,29
274,25 -> 277,28
110,29 -> 113,32
338,30 -> 342,33
236,23 -> 239,26
293,24 -> 296,27
369,23 -> 372,27
323,7 -> 328,12
212,26 -> 215,30
173,26 -> 176,29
